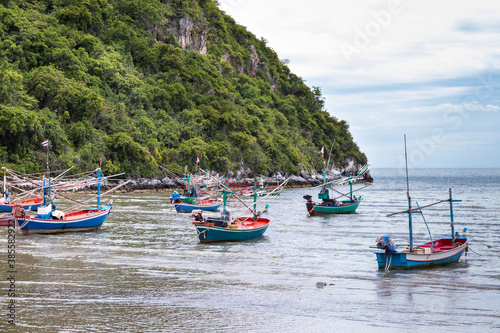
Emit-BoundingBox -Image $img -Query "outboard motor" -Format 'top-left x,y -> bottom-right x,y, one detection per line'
303,195 -> 313,203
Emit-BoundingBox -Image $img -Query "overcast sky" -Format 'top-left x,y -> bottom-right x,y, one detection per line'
218,0 -> 500,168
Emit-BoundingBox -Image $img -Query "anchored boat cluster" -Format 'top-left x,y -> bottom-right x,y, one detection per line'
1,136 -> 469,270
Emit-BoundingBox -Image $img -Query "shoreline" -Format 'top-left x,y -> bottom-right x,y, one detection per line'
6,170 -> 373,196
90,172 -> 373,194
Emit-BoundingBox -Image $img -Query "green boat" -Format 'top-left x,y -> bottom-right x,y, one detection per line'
304,165 -> 369,216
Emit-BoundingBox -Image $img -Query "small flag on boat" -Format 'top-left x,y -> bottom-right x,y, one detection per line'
42,139 -> 49,147
320,147 -> 324,158
196,157 -> 200,164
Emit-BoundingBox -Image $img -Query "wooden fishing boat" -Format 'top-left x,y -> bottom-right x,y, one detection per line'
304,194 -> 360,214
16,204 -> 112,235
170,172 -> 221,213
172,197 -> 222,213
304,165 -> 369,215
192,178 -> 277,243
15,167 -> 115,235
374,136 -> 468,270
0,171 -> 44,212
0,197 -> 44,212
192,213 -> 270,243
0,214 -> 15,226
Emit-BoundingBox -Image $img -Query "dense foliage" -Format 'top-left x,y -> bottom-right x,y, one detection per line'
0,0 -> 367,177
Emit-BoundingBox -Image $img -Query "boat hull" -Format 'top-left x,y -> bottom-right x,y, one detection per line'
174,201 -> 221,213
18,206 -> 112,235
0,197 -> 44,212
375,239 -> 468,269
193,217 -> 270,243
306,200 -> 360,215
0,215 -> 15,226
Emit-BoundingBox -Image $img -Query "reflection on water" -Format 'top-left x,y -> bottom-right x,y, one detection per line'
1,168 -> 499,332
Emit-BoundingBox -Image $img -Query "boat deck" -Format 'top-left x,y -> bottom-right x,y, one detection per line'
413,238 -> 467,253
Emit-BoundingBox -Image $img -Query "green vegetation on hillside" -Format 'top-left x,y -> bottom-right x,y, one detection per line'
0,0 -> 366,177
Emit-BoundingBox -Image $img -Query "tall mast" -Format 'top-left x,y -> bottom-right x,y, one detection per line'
42,176 -> 46,206
349,172 -> 353,201
404,135 -> 413,252
222,178 -> 228,218
46,140 -> 50,173
97,167 -> 102,207
48,177 -> 51,205
449,188 -> 455,243
253,177 -> 257,221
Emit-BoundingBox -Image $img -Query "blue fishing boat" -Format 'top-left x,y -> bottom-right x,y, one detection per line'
0,197 -> 43,213
192,178 -> 271,243
374,136 -> 468,270
172,198 -> 222,213
18,205 -> 112,235
170,172 -> 221,213
15,168 -> 113,235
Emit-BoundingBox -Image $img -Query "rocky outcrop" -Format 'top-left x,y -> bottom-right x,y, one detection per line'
221,45 -> 267,78
249,45 -> 266,77
170,16 -> 207,55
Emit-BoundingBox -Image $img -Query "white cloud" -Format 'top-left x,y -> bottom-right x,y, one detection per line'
218,0 -> 500,167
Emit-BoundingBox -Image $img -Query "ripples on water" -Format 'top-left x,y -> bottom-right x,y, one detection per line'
1,168 -> 499,332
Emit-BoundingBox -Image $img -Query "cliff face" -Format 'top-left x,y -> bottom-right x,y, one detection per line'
170,16 -> 208,55
168,13 -> 266,79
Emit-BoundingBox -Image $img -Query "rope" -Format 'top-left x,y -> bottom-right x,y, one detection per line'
469,236 -> 492,248
15,216 -> 31,229
384,253 -> 392,271
466,246 -> 481,256
192,225 -> 210,241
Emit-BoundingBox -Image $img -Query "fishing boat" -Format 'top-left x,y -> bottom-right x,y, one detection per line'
0,171 -> 43,212
0,214 -> 15,226
192,178 -> 277,243
170,172 -> 222,213
0,197 -> 44,212
15,167 -> 114,235
303,164 -> 369,215
192,211 -> 271,243
374,136 -> 468,270
171,196 -> 222,213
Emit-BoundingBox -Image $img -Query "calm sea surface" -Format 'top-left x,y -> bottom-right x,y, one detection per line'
1,168 -> 499,332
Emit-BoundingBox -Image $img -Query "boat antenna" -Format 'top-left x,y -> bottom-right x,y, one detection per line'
404,134 -> 413,252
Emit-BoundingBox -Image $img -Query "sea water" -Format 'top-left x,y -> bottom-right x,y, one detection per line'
0,168 -> 499,332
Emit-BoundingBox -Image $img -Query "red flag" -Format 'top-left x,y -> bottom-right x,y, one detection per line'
196,157 -> 200,164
